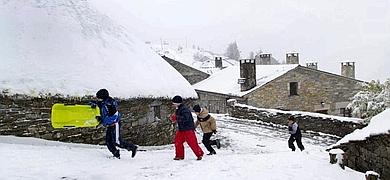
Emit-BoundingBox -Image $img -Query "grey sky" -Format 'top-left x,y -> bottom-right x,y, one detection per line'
110,0 -> 390,82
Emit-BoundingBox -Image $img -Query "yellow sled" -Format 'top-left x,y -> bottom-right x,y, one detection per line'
51,103 -> 100,128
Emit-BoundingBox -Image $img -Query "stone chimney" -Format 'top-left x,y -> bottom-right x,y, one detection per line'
256,53 -> 271,65
341,62 -> 355,79
215,57 -> 223,68
286,53 -> 299,64
306,62 -> 318,70
239,59 -> 256,92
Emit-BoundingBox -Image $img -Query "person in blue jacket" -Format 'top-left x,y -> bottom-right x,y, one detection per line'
287,115 -> 305,151
93,89 -> 137,159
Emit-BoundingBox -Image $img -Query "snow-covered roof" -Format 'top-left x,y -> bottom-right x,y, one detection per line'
331,108 -> 390,148
0,0 -> 197,99
193,64 -> 298,96
150,44 -> 237,74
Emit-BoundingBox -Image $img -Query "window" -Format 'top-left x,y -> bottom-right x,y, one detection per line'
153,106 -> 161,119
289,82 -> 298,96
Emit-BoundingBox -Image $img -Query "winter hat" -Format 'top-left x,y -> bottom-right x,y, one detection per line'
96,89 -> 109,100
172,95 -> 183,103
193,105 -> 201,113
288,115 -> 295,121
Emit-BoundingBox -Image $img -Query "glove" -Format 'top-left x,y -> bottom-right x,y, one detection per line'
169,114 -> 177,122
212,130 -> 217,134
89,101 -> 97,108
95,116 -> 102,123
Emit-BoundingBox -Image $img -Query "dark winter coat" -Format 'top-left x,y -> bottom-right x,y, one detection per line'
288,122 -> 302,137
97,97 -> 120,126
175,104 -> 195,131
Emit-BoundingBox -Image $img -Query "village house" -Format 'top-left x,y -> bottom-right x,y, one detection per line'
193,53 -> 364,116
0,1 -> 197,146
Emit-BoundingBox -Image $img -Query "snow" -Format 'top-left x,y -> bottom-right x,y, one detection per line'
329,149 -> 344,154
365,171 -> 380,176
331,108 -> 390,148
193,64 -> 298,96
149,43 -> 238,74
235,103 -> 364,123
0,114 -> 364,180
0,0 -> 197,99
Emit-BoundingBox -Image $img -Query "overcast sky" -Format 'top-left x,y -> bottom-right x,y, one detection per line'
108,0 -> 390,82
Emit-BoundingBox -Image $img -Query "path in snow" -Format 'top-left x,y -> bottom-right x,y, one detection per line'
0,114 -> 364,180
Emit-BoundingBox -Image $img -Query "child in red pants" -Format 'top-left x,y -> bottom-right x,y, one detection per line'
170,95 -> 204,160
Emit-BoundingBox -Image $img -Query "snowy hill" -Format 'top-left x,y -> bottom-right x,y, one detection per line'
0,0 -> 196,98
0,114 -> 364,180
149,43 -> 238,74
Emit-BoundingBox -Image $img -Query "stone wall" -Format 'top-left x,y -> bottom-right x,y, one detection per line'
162,55 -> 210,85
245,66 -> 363,116
195,90 -> 247,114
228,104 -> 365,137
0,94 -> 178,146
333,134 -> 390,180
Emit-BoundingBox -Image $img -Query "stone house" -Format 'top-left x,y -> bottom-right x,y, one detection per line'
0,1 -> 197,146
329,109 -> 390,179
193,52 -> 364,116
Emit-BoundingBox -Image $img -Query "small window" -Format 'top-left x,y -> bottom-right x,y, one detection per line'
153,106 -> 161,119
289,82 -> 298,96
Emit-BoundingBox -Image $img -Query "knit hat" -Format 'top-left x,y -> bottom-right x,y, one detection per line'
172,95 -> 183,103
96,89 -> 109,100
288,115 -> 295,121
193,105 -> 201,113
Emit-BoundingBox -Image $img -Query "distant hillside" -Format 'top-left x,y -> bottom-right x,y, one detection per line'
149,43 -> 238,74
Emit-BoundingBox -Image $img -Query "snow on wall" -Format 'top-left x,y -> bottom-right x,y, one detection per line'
331,108 -> 390,148
0,0 -> 197,99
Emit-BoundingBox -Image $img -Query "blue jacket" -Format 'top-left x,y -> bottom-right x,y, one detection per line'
175,104 -> 195,131
97,97 -> 120,126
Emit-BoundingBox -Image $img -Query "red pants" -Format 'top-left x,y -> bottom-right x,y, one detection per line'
175,130 -> 204,158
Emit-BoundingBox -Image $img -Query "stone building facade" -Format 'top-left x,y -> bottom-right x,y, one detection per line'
162,55 -> 210,85
331,134 -> 390,180
0,94 -> 181,146
245,66 -> 364,116
195,90 -> 246,114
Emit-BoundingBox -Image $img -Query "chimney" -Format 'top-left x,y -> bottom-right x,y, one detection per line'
286,53 -> 299,64
256,53 -> 271,65
306,62 -> 318,70
239,59 -> 256,92
215,57 -> 223,68
341,62 -> 355,79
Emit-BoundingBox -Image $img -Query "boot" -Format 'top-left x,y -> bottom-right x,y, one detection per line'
216,139 -> 221,149
131,146 -> 138,158
196,156 -> 203,160
173,157 -> 184,160
207,151 -> 216,155
113,150 -> 120,159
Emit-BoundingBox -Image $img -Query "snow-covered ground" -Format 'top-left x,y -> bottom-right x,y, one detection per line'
0,114 -> 364,180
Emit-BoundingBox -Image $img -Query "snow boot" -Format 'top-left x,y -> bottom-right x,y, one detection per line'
131,146 -> 138,158
113,150 -> 120,159
207,151 -> 216,155
173,157 -> 184,160
216,139 -> 221,149
196,156 -> 203,160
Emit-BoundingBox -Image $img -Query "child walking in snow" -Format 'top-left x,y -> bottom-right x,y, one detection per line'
193,105 -> 221,155
287,116 -> 304,151
92,89 -> 138,159
169,95 -> 204,160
